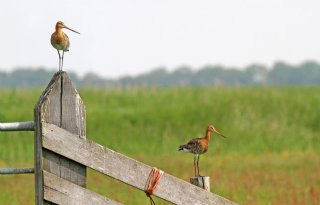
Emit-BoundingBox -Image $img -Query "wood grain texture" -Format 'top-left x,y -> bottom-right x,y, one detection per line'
190,176 -> 210,192
34,71 -> 86,205
42,123 -> 238,205
43,171 -> 123,205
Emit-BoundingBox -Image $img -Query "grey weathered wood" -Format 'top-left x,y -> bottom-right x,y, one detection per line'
0,168 -> 34,174
43,171 -> 123,205
190,176 -> 210,192
0,121 -> 34,131
42,123 -> 238,205
34,71 -> 86,205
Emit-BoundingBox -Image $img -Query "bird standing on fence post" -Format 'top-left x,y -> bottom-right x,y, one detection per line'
178,125 -> 226,177
51,21 -> 80,71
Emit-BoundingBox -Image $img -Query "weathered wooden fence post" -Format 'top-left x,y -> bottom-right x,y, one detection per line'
34,71 -> 86,205
190,176 -> 210,192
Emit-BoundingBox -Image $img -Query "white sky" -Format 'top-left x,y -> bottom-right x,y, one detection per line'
1,0 -> 320,77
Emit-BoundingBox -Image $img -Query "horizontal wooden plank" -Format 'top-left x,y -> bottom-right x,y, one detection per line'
0,121 -> 34,131
43,171 -> 123,205
42,123 -> 238,205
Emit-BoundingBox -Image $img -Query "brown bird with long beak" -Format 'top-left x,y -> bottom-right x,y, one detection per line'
51,21 -> 80,71
178,125 -> 226,177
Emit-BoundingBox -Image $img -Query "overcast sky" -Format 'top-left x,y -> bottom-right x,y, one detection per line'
1,0 -> 320,77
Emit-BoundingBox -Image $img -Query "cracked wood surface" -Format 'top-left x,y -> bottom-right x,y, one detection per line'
34,71 -> 86,205
42,123 -> 238,205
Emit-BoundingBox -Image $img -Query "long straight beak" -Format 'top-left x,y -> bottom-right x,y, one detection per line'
213,129 -> 226,138
64,26 -> 80,34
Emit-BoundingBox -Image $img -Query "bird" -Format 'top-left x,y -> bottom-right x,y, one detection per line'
178,125 -> 226,177
51,21 -> 80,71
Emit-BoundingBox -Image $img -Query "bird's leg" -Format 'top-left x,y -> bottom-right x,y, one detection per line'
61,50 -> 65,71
57,50 -> 61,71
197,155 -> 201,177
194,155 -> 197,177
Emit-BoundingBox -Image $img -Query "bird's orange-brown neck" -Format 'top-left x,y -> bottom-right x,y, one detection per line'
204,129 -> 211,141
55,27 -> 63,34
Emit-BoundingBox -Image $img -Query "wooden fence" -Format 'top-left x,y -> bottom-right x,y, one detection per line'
0,71 -> 238,205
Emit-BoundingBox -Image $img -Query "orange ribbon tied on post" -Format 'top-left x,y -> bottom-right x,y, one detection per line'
145,167 -> 164,205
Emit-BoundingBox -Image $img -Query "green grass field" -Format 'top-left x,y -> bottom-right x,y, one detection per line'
0,87 -> 319,204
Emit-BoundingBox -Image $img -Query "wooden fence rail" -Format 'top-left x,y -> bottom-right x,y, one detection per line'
42,122 -> 236,205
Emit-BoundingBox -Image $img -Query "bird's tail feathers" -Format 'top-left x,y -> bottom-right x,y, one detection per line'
178,145 -> 190,152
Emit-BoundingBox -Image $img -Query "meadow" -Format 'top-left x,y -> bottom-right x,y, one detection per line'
0,87 -> 319,204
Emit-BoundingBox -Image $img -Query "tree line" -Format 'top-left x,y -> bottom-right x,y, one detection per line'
1,61 -> 320,87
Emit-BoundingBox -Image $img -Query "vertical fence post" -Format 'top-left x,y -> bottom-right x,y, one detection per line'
190,176 -> 210,192
34,71 -> 86,205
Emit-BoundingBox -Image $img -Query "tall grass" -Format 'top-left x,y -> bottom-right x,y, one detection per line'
81,87 -> 320,155
0,87 -> 319,204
